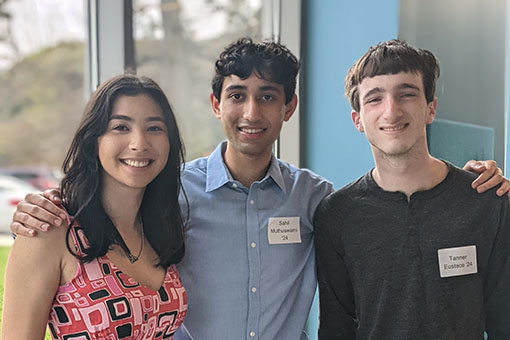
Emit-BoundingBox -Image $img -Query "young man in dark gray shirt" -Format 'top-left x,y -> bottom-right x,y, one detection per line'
314,40 -> 510,339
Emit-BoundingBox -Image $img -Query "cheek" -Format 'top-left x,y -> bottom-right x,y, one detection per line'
97,137 -> 108,165
159,139 -> 171,164
97,136 -> 120,169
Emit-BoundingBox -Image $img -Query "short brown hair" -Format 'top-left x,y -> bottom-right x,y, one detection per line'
345,39 -> 440,112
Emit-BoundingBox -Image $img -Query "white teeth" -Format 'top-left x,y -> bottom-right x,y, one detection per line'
382,124 -> 406,132
124,159 -> 150,167
240,127 -> 264,134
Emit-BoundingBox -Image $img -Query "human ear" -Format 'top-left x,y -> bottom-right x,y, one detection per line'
283,94 -> 298,122
210,93 -> 221,119
426,97 -> 438,124
352,110 -> 364,132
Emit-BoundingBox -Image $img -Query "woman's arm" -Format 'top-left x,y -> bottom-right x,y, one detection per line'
1,223 -> 67,339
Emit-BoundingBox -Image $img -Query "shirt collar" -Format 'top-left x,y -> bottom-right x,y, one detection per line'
266,154 -> 286,194
205,141 -> 287,194
205,141 -> 231,192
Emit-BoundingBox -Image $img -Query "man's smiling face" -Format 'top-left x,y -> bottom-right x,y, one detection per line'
211,71 -> 296,161
352,71 -> 437,158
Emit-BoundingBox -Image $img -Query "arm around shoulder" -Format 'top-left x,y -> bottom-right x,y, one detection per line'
1,223 -> 69,339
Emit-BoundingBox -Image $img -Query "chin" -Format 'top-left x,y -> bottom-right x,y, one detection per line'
373,143 -> 413,158
235,143 -> 268,157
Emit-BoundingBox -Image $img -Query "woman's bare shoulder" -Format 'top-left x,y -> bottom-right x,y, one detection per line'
10,222 -> 69,264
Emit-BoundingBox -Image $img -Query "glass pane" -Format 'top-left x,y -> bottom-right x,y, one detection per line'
0,0 -> 86,189
133,0 -> 263,160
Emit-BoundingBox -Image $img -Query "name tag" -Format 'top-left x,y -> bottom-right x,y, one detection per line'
437,245 -> 477,278
268,217 -> 301,245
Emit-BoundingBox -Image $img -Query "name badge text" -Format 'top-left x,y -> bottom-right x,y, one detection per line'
437,245 -> 477,278
268,217 -> 301,245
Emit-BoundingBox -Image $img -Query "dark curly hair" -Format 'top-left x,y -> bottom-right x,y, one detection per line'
345,39 -> 440,112
212,37 -> 299,104
61,74 -> 185,268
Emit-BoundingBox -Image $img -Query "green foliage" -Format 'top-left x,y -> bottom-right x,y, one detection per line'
0,246 -> 10,334
0,42 -> 85,167
0,246 -> 10,311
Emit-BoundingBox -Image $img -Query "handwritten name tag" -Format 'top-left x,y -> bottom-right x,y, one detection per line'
437,245 -> 477,278
268,217 -> 301,245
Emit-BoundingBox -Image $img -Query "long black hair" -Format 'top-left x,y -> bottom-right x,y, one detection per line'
61,74 -> 185,268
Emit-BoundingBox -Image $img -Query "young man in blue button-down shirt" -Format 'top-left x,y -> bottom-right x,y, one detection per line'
9,38 -> 510,340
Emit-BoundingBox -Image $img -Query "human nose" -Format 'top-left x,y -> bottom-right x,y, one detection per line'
381,97 -> 402,121
129,129 -> 149,152
243,97 -> 262,121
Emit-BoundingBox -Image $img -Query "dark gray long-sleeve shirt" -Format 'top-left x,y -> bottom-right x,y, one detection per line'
314,163 -> 510,340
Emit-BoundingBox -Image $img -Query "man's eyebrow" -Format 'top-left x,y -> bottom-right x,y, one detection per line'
224,84 -> 247,92
362,83 -> 421,100
396,83 -> 421,91
260,85 -> 281,93
363,87 -> 383,99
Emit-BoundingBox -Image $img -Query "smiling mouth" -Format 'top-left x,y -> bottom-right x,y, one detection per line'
239,127 -> 266,134
380,123 -> 409,132
121,159 -> 152,168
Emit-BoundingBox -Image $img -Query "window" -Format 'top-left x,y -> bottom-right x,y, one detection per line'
132,0 -> 263,159
0,0 -> 86,172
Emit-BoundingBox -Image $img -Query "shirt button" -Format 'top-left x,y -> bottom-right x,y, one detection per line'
249,200 -> 255,205
251,287 -> 257,293
232,183 -> 238,188
250,242 -> 257,248
250,331 -> 256,337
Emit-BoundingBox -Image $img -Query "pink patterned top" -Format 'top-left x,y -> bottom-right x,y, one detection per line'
47,223 -> 187,339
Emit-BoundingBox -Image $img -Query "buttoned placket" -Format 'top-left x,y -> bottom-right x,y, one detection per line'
405,197 -> 421,258
244,181 -> 261,340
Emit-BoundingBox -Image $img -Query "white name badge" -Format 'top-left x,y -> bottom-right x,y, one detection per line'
268,217 -> 301,245
437,245 -> 477,278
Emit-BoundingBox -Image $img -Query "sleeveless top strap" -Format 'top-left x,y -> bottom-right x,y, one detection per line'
57,205 -> 89,257
68,223 -> 89,257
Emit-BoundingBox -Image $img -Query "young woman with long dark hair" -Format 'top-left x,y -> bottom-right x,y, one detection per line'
2,74 -> 187,339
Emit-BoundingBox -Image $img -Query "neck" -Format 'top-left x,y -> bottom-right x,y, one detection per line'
372,148 -> 448,198
101,181 -> 144,230
223,143 -> 272,188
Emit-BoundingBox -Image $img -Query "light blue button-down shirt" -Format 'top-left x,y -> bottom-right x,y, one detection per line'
174,142 -> 333,340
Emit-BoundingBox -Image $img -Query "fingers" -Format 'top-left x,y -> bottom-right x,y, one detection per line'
22,193 -> 67,221
10,221 -> 36,237
11,193 -> 68,234
12,209 -> 50,232
466,160 -> 510,196
495,177 -> 510,197
480,160 -> 498,173
42,188 -> 62,203
463,160 -> 486,173
471,168 -> 497,191
474,167 -> 503,193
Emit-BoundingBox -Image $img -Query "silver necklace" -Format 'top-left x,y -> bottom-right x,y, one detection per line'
125,216 -> 144,264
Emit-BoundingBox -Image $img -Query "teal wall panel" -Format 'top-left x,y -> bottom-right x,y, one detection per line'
303,1 -> 399,338
304,0 -> 399,189
427,119 -> 495,168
